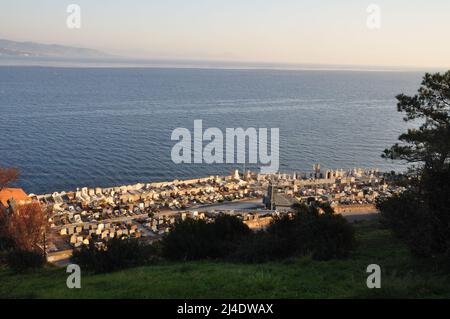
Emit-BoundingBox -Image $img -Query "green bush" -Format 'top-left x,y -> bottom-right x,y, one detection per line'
212,214 -> 252,257
307,213 -> 356,260
162,218 -> 216,260
234,204 -> 356,262
0,236 -> 15,251
71,238 -> 157,273
232,231 -> 286,263
377,169 -> 450,258
162,215 -> 251,261
6,249 -> 45,272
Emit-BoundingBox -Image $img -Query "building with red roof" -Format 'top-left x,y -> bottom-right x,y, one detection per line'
0,188 -> 31,209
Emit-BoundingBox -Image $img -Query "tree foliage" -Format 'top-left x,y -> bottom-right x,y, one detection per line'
0,203 -> 46,252
71,238 -> 157,273
378,71 -> 450,258
162,215 -> 251,261
382,71 -> 450,171
5,249 -> 45,272
0,167 -> 20,191
233,204 -> 356,262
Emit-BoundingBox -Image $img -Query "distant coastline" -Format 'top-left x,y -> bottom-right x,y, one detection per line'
0,55 -> 444,72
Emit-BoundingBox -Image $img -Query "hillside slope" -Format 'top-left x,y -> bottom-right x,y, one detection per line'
1,221 -> 449,299
0,39 -> 108,58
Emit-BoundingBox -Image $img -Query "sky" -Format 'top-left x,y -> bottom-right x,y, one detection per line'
1,0 -> 450,68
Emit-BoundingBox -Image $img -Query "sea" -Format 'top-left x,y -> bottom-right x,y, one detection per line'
0,63 -> 424,194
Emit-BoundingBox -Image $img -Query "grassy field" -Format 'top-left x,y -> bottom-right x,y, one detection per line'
1,221 -> 449,299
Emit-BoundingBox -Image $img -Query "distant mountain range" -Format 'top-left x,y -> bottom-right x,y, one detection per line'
0,39 -> 109,58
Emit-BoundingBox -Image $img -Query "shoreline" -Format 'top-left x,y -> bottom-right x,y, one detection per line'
31,167 -> 391,198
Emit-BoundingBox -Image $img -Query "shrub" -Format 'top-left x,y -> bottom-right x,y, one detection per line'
71,238 -> 156,273
0,236 -> 15,251
307,213 -> 356,260
6,249 -> 45,272
232,231 -> 286,263
162,206 -> 354,263
234,204 -> 356,263
377,170 -> 450,258
212,214 -> 252,257
162,215 -> 251,261
162,218 -> 216,260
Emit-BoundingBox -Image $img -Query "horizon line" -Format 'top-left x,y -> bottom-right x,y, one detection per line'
1,56 -> 448,73
1,38 -> 449,72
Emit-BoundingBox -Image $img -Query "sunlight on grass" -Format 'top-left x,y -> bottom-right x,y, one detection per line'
1,221 -> 449,299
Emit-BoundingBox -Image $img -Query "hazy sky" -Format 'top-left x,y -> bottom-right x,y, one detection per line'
1,0 -> 450,68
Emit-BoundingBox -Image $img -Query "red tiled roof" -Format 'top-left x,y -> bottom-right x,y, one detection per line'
0,188 -> 31,208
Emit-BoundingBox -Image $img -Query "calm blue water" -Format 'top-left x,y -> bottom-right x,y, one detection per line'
0,66 -> 421,194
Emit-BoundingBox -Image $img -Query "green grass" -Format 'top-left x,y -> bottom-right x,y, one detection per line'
1,221 -> 449,298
